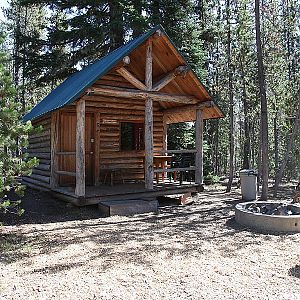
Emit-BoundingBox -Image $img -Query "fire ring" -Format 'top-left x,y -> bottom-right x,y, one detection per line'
235,201 -> 300,233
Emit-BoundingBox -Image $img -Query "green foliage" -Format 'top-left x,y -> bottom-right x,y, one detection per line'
203,173 -> 220,185
0,30 -> 38,216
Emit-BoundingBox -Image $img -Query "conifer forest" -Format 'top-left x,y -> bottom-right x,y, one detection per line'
0,0 -> 300,201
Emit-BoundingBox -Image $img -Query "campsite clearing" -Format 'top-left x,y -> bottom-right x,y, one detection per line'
0,186 -> 300,300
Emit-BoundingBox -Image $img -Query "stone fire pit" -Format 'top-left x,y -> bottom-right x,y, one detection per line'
235,201 -> 300,232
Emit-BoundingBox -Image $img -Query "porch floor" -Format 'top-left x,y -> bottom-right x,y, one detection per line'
52,181 -> 200,206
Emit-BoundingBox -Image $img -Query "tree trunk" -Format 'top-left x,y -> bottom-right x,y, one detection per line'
255,0 -> 269,200
273,100 -> 300,197
226,0 -> 234,193
239,54 -> 250,169
108,0 -> 124,50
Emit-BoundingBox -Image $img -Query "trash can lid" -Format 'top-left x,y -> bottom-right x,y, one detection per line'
240,169 -> 257,176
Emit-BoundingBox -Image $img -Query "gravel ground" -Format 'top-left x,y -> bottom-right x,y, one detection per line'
0,186 -> 300,300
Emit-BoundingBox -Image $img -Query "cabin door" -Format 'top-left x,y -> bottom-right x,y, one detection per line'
59,111 -> 95,186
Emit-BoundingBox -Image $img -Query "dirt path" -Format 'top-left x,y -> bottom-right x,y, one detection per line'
0,187 -> 300,299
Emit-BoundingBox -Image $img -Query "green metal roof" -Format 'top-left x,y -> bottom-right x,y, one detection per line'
23,25 -> 162,122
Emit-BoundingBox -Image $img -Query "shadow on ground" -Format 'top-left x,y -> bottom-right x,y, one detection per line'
0,189 -> 100,225
1,184 -> 299,273
289,265 -> 300,279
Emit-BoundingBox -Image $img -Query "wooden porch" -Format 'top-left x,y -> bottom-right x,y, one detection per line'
52,180 -> 200,206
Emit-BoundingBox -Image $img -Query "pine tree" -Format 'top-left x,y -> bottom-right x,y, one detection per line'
255,0 -> 269,200
0,30 -> 37,216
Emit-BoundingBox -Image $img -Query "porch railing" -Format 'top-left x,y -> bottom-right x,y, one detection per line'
153,149 -> 196,175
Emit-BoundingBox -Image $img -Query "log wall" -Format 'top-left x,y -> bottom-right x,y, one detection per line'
83,96 -> 164,182
23,96 -> 165,190
23,114 -> 52,191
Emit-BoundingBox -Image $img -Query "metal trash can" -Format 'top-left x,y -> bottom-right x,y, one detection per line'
239,169 -> 257,201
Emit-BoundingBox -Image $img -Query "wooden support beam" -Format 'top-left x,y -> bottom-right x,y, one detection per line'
56,152 -> 76,155
89,86 -> 199,104
116,67 -> 147,90
195,109 -> 203,185
152,66 -> 190,91
75,99 -> 85,197
145,39 -> 153,91
145,98 -> 154,190
162,100 -> 214,116
55,170 -> 76,177
145,38 -> 154,190
50,111 -> 59,189
152,52 -> 185,94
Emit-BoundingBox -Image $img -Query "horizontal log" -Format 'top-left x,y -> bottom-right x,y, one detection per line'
98,114 -> 162,122
22,176 -> 50,189
32,168 -> 50,177
55,170 -> 76,177
100,132 -> 120,137
86,100 -> 146,111
100,137 -> 119,143
153,166 -> 196,173
28,135 -> 50,144
100,142 -> 119,148
38,159 -> 51,165
88,86 -> 199,104
28,173 -> 50,183
99,151 -> 145,158
100,122 -> 120,127
28,153 -> 51,159
86,107 -> 163,117
28,141 -> 51,149
162,101 -> 214,115
27,147 -> 51,153
29,129 -> 50,139
22,180 -> 50,192
35,163 -> 51,171
84,95 -> 161,109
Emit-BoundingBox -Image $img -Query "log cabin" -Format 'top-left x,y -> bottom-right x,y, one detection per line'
23,25 -> 224,206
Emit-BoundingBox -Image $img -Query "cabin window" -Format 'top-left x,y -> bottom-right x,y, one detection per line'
120,122 -> 144,151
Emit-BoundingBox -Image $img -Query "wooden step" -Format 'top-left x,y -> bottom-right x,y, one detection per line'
98,198 -> 158,217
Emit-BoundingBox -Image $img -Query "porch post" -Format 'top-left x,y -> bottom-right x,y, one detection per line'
50,111 -> 59,189
195,108 -> 203,185
144,38 -> 154,189
75,99 -> 85,196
